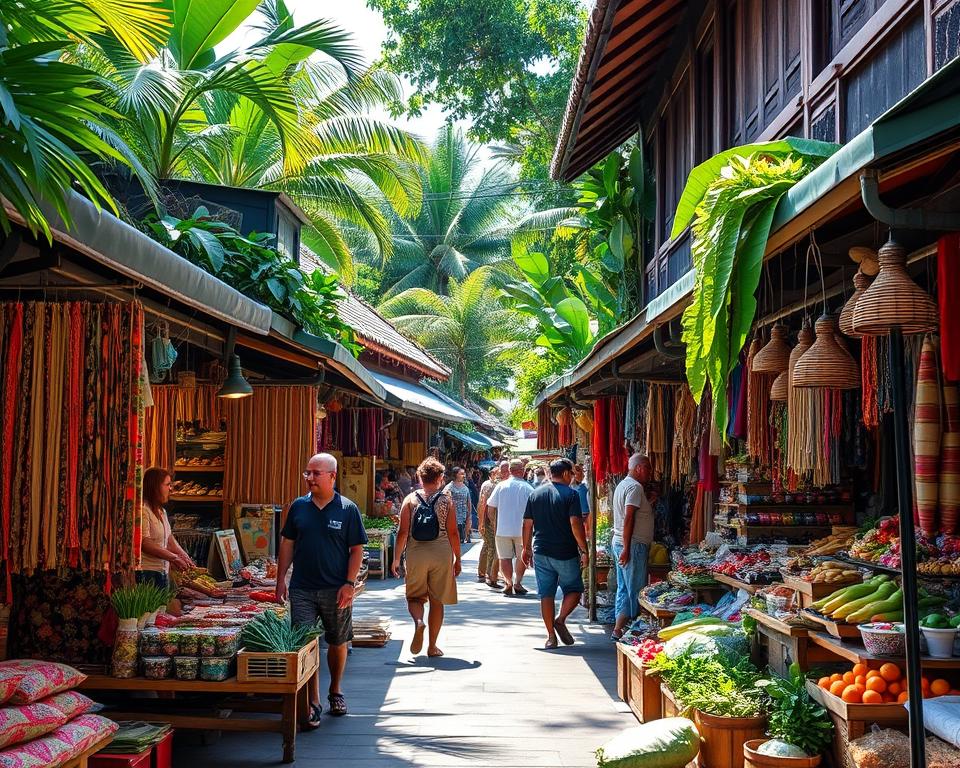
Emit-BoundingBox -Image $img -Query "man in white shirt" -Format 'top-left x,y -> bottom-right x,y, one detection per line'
611,453 -> 653,640
486,458 -> 534,596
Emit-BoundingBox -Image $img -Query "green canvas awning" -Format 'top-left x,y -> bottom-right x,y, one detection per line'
443,428 -> 489,451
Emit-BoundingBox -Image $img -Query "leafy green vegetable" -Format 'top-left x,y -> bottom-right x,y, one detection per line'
679,145 -> 838,436
649,647 -> 768,718
362,516 -> 397,530
111,584 -> 174,619
240,609 -> 322,653
756,663 -> 833,757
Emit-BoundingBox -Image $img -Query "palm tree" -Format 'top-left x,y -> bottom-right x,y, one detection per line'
0,0 -> 168,240
378,267 -> 523,400
361,124 -> 518,299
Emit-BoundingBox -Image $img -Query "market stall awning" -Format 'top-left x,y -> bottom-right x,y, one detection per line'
465,431 -> 505,449
369,371 -> 478,423
21,191 -> 274,335
442,428 -> 489,451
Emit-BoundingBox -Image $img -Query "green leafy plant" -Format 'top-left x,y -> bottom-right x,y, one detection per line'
144,206 -> 358,349
756,663 -> 833,756
111,584 -> 174,619
240,609 -> 322,652
674,139 -> 839,436
649,648 -> 768,718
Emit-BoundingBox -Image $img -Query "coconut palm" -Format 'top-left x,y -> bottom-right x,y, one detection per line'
378,267 -> 524,400
0,0 -> 169,239
361,124 -> 518,299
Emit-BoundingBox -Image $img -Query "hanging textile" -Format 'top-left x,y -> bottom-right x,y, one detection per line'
319,407 -> 386,457
593,398 -> 610,486
0,301 -> 144,587
224,386 -> 318,506
746,339 -> 774,461
939,234 -> 960,382
608,396 -> 629,476
624,382 -> 638,443
728,358 -> 748,439
671,385 -> 697,481
556,407 -> 574,446
537,402 -> 559,450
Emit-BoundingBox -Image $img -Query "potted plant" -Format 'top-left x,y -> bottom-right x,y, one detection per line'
747,663 -> 833,767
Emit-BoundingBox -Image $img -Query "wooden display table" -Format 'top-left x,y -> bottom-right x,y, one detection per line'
64,734 -> 115,768
77,648 -> 318,764
711,573 -> 762,594
638,597 -> 676,627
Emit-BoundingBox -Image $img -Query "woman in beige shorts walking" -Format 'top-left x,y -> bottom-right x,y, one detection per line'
391,457 -> 461,657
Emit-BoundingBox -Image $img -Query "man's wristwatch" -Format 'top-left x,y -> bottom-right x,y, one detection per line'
344,580 -> 356,587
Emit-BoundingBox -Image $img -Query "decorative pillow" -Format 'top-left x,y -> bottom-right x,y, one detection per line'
44,692 -> 96,721
0,713 -> 118,768
0,662 -> 86,705
0,701 -> 63,750
0,674 -> 22,708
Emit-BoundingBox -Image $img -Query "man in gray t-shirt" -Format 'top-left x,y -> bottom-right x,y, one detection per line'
611,453 -> 653,639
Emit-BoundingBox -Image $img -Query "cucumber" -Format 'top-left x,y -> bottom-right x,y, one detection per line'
830,581 -> 897,620
846,588 -> 903,624
816,575 -> 889,613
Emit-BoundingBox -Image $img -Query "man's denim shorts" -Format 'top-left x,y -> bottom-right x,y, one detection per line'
533,554 -> 585,599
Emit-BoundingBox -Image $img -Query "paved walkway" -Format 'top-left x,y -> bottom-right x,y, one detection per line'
174,542 -> 635,766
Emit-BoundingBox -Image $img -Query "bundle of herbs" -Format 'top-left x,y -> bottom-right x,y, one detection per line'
755,664 -> 833,756
240,609 -> 322,653
111,584 -> 174,619
650,647 -> 768,718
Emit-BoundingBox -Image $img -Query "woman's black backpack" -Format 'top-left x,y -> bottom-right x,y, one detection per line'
411,492 -> 441,541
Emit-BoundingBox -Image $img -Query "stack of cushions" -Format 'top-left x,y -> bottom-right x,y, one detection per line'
0,661 -> 117,767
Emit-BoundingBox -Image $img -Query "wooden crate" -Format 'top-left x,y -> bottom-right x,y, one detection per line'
628,666 -> 662,724
805,680 -> 907,724
237,638 -> 318,684
660,683 -> 679,718
615,643 -> 632,702
781,573 -> 861,609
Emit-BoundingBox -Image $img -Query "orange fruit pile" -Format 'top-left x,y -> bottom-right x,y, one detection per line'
815,662 -> 959,704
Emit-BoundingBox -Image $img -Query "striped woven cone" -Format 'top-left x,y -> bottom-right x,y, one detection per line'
839,270 -> 873,338
941,382 -> 960,534
853,237 -> 938,336
914,334 -> 942,536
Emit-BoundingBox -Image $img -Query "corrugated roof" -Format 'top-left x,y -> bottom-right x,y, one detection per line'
371,370 -> 477,423
299,247 -> 451,380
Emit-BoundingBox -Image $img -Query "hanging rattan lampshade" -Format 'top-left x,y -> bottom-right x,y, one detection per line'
852,237 -> 938,336
793,315 -> 860,389
752,325 -> 791,373
770,371 -> 789,401
839,270 -> 873,338
789,323 -> 814,387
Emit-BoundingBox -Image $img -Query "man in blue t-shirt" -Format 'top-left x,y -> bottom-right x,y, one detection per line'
521,458 -> 588,649
277,453 -> 367,724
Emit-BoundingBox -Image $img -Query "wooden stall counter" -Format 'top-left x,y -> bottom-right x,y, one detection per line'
78,645 -> 319,764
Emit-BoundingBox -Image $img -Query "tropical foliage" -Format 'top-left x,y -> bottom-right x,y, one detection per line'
379,267 -> 523,400
145,206 -> 356,348
0,0 -> 168,239
676,139 -> 838,435
361,124 -> 517,299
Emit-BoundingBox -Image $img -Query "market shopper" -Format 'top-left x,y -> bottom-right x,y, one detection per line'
611,453 -> 654,641
392,457 -> 461,657
276,453 -> 367,724
521,459 -> 588,649
487,458 -> 534,596
477,461 -> 508,588
444,466 -> 473,543
138,467 -> 195,589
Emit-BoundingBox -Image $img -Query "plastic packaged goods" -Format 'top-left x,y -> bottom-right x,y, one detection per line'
847,727 -> 909,768
142,656 -> 172,680
200,656 -> 232,681
174,656 -> 199,680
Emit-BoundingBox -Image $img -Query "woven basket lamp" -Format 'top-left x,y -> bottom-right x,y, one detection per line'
838,270 -> 873,338
752,325 -> 791,373
770,371 -> 789,401
793,315 -> 860,389
852,237 -> 938,336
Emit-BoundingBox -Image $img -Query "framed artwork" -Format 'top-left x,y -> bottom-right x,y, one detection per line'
214,529 -> 243,578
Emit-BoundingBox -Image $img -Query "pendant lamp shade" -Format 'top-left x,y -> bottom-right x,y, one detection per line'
852,237 -> 937,336
752,325 -> 791,373
770,371 -> 788,401
793,315 -> 860,389
789,324 -> 815,385
217,355 -> 253,399
839,270 -> 873,338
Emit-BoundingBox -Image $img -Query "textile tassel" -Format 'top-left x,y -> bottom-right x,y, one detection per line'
862,336 -> 879,428
66,302 -> 82,567
593,398 -> 609,486
1,305 -> 23,601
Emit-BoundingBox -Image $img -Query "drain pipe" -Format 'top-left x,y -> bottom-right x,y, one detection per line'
860,169 -> 959,230
653,321 -> 685,359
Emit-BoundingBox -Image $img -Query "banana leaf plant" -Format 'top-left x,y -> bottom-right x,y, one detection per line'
675,138 -> 839,436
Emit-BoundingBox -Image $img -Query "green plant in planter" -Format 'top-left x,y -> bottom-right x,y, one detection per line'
755,663 -> 833,757
649,648 -> 768,718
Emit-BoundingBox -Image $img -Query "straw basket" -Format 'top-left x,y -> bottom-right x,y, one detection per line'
177,370 -> 197,387
839,270 -> 872,338
793,316 -> 859,389
753,326 -> 791,374
852,238 -> 938,336
914,334 -> 942,536
770,371 -> 788,401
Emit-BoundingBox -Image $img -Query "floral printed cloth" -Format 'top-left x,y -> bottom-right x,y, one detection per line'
0,714 -> 117,768
0,662 -> 86,706
0,690 -> 94,750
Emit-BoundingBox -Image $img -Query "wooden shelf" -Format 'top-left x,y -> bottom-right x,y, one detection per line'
711,572 -> 764,594
807,630 -> 960,668
173,466 -> 225,473
744,607 -> 810,637
177,437 -> 226,446
806,680 -> 907,723
171,494 -> 224,502
639,597 -> 676,620
718,502 -> 852,511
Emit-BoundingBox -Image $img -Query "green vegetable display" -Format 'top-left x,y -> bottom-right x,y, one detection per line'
595,718 -> 700,768
111,584 -> 174,620
649,648 -> 767,718
240,610 -> 323,653
755,663 -> 832,757
362,516 -> 397,530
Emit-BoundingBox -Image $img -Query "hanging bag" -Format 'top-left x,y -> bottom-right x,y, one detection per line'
411,492 -> 442,542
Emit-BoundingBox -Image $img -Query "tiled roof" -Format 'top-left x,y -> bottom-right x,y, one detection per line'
299,247 -> 450,380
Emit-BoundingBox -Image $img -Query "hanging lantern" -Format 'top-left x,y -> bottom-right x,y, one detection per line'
852,236 -> 938,336
839,269 -> 873,338
752,325 -> 791,373
793,315 -> 860,389
770,371 -> 788,401
788,323 -> 814,386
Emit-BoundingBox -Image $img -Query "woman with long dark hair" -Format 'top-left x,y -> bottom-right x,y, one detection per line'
138,467 -> 195,588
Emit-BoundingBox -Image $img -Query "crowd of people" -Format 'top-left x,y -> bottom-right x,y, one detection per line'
136,449 -> 654,727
